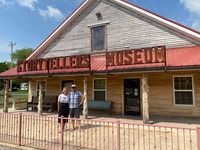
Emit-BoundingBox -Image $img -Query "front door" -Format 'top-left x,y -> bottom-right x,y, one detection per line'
124,79 -> 141,115
62,80 -> 73,91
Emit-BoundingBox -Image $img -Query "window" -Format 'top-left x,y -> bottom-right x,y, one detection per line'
91,26 -> 105,51
93,79 -> 106,101
36,80 -> 46,97
173,76 -> 194,105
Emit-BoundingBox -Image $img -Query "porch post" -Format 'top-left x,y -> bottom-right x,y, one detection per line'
38,80 -> 43,115
82,78 -> 88,119
28,81 -> 32,102
3,79 -> 9,113
142,74 -> 149,124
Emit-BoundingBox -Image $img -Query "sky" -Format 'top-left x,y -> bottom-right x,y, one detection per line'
0,0 -> 200,62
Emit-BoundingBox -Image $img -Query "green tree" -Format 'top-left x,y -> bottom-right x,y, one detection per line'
9,48 -> 33,91
11,48 -> 33,63
0,62 -> 10,90
0,62 -> 9,72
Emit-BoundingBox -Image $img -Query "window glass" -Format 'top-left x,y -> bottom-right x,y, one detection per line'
94,91 -> 106,101
94,79 -> 105,89
94,79 -> 106,101
92,26 -> 105,51
174,77 -> 193,105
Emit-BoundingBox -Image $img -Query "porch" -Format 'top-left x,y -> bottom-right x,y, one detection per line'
1,108 -> 200,128
1,46 -> 200,122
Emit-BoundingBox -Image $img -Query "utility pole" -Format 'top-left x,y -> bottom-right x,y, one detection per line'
9,42 -> 16,96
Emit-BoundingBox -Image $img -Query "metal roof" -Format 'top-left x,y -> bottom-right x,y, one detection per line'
1,46 -> 200,79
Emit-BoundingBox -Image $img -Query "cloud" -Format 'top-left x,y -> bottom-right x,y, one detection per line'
180,0 -> 200,16
0,0 -> 13,6
180,0 -> 200,31
190,19 -> 200,30
38,6 -> 64,21
17,0 -> 37,11
0,0 -> 7,6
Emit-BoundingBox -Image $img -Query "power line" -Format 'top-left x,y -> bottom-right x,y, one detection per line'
0,41 -> 9,44
0,38 -> 10,43
0,45 -> 9,48
0,38 -> 30,49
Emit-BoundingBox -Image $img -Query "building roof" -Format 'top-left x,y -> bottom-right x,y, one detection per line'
1,0 -> 200,79
167,46 -> 200,68
1,46 -> 200,79
26,0 -> 200,60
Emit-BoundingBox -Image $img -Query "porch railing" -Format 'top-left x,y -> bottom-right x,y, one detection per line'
0,113 -> 198,150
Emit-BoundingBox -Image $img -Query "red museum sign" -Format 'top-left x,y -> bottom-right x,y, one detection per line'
17,46 -> 166,73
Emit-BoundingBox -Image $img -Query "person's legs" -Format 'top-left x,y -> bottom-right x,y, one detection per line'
64,104 -> 69,130
61,116 -> 66,132
58,108 -> 62,132
58,104 -> 68,132
69,108 -> 75,129
74,108 -> 81,129
58,115 -> 66,133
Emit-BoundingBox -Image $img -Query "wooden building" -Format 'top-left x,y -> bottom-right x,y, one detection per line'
1,0 -> 200,122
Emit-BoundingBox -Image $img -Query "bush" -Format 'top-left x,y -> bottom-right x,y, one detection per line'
12,87 -> 19,92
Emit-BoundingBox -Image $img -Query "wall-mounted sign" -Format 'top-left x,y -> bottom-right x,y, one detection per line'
107,46 -> 166,66
17,55 -> 90,72
17,46 -> 166,73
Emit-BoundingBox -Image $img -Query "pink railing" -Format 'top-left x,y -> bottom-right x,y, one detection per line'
0,113 -> 198,150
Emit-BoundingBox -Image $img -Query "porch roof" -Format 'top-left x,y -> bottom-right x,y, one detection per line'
166,46 -> 200,69
0,46 -> 200,79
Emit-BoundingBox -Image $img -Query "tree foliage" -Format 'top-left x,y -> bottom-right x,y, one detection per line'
0,62 -> 10,90
0,48 -> 33,90
11,48 -> 33,63
0,62 -> 9,73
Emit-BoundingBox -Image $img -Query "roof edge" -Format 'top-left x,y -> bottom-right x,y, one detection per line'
26,0 -> 200,60
113,0 -> 200,41
26,0 -> 94,60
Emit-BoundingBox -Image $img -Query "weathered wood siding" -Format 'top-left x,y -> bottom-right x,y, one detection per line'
148,72 -> 200,117
30,77 -> 85,97
38,0 -> 200,59
107,75 -> 123,114
30,72 -> 200,117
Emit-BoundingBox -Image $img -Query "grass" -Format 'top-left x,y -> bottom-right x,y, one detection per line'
0,89 -> 28,109
0,89 -> 28,95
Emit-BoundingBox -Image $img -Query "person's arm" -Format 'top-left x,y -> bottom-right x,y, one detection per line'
67,93 -> 70,104
79,92 -> 85,105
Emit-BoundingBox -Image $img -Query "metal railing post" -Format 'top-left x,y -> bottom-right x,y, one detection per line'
117,120 -> 120,150
18,113 -> 22,146
60,116 -> 64,150
197,127 -> 200,150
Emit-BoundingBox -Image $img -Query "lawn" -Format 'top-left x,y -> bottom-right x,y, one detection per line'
0,90 -> 28,109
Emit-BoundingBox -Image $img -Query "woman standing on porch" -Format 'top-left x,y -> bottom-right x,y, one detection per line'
57,87 -> 69,132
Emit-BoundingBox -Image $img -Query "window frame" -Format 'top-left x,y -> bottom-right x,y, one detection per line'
173,75 -> 195,106
93,78 -> 107,101
36,80 -> 47,97
91,25 -> 107,52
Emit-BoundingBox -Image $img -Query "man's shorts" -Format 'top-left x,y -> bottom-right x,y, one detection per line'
70,107 -> 80,118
